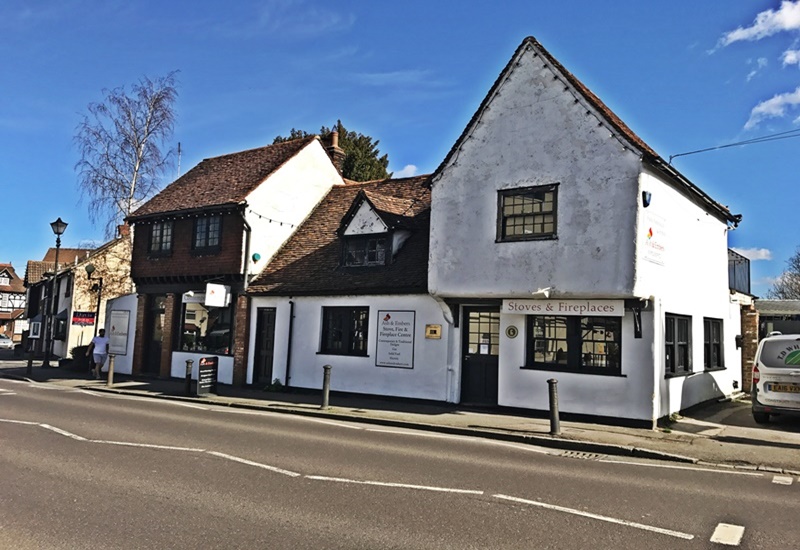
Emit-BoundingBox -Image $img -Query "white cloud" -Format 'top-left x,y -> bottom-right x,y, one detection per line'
746,57 -> 769,80
744,85 -> 800,128
782,49 -> 800,66
732,247 -> 773,261
393,164 -> 418,178
720,1 -> 800,46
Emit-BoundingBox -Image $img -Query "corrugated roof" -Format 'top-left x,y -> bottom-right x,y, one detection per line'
129,137 -> 318,220
249,175 -> 431,296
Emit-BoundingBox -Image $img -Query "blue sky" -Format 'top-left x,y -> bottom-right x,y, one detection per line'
1,1 -> 798,296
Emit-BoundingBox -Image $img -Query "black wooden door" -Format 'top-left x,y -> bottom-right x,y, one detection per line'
460,307 -> 500,405
144,295 -> 166,375
254,307 -> 277,385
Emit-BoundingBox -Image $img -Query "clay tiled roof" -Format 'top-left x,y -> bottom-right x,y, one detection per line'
42,248 -> 93,264
0,309 -> 24,320
431,36 -> 739,225
0,264 -> 25,293
129,137 -> 318,220
249,175 -> 431,296
24,261 -> 54,286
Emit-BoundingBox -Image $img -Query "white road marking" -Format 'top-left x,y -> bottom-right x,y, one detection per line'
710,523 -> 745,546
0,418 -> 38,426
366,428 -> 551,454
0,392 -> 16,396
599,459 -> 764,477
207,451 -> 301,477
306,475 -> 484,494
39,424 -> 88,441
494,494 -> 695,540
772,475 -> 793,485
94,440 -> 206,452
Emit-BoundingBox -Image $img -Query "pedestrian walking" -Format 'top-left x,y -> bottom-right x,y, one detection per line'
86,329 -> 110,379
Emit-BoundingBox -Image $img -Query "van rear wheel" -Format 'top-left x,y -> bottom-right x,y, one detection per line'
753,411 -> 770,424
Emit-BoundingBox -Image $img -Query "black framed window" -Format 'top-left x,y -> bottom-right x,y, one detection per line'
704,318 -> 724,370
665,314 -> 691,376
343,236 -> 388,267
524,315 -> 621,375
498,184 -> 558,241
321,306 -> 369,356
149,221 -> 173,255
194,216 -> 221,250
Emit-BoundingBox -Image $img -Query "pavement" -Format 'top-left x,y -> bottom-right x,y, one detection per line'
2,357 -> 800,475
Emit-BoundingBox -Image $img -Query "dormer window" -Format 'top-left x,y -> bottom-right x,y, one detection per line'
0,275 -> 9,286
344,235 -> 388,267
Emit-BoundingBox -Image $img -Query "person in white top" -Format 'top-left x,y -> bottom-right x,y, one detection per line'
86,329 -> 110,379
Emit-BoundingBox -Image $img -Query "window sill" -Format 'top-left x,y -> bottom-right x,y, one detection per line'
520,364 -> 625,377
666,366 -> 726,379
496,235 -> 557,244
317,351 -> 369,358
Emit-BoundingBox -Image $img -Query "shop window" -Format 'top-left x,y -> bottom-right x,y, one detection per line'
524,315 -> 621,375
665,313 -> 692,376
704,318 -> 724,370
54,318 -> 67,341
179,299 -> 233,355
497,184 -> 558,242
194,216 -> 221,251
320,306 -> 369,356
149,221 -> 173,256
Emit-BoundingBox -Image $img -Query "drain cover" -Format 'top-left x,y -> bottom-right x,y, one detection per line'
560,451 -> 604,460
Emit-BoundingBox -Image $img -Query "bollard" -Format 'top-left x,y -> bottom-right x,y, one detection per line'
547,378 -> 561,436
321,364 -> 332,410
26,349 -> 33,377
185,359 -> 194,396
106,354 -> 115,387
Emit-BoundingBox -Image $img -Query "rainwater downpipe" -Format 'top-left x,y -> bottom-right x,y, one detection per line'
284,300 -> 295,387
239,206 -> 252,292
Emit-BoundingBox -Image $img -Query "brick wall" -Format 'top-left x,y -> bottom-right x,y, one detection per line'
131,213 -> 244,280
740,302 -> 759,393
160,294 -> 178,378
132,294 -> 148,375
232,294 -> 250,386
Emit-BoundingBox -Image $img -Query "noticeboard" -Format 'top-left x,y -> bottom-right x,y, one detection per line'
197,356 -> 218,396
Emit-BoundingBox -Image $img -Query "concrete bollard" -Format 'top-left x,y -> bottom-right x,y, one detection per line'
106,354 -> 115,387
547,378 -> 561,436
185,359 -> 194,396
321,364 -> 332,410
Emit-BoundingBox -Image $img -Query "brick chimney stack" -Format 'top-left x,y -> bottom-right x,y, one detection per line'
325,130 -> 346,175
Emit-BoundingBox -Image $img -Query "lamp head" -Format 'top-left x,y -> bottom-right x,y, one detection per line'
50,217 -> 68,236
85,263 -> 96,277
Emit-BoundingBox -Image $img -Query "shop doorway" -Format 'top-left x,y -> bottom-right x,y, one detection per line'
144,295 -> 166,375
253,307 -> 277,385
460,306 -> 500,405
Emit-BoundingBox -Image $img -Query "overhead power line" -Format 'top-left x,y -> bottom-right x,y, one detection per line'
669,128 -> 800,164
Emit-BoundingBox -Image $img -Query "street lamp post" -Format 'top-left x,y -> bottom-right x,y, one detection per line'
42,217 -> 68,368
85,263 -> 103,337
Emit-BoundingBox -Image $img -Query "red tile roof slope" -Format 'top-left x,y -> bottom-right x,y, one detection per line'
42,248 -> 93,263
0,264 -> 25,293
249,175 -> 431,296
129,137 -> 318,219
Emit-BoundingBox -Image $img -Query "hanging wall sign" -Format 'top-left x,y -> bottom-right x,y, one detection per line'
376,310 -> 415,369
72,311 -> 96,326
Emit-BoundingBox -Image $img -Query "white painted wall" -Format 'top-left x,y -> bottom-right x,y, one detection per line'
633,167 -> 742,416
245,140 -> 343,275
103,293 -> 138,375
343,203 -> 387,235
248,295 -> 452,401
497,310 -> 656,421
429,46 -> 642,299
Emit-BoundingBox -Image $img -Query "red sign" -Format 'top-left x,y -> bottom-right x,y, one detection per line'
72,312 -> 96,326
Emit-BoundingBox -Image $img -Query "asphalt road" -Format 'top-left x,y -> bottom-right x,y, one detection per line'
1,376 -> 798,549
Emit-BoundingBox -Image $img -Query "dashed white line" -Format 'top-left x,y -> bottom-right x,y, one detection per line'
207,451 -> 301,477
39,424 -> 88,441
772,475 -> 793,485
494,494 -> 695,540
306,475 -> 484,494
94,440 -> 206,452
710,523 -> 745,546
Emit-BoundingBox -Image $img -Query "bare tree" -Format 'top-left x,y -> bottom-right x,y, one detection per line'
768,247 -> 800,299
75,72 -> 179,236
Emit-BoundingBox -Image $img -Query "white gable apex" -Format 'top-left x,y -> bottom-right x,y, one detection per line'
343,201 -> 388,235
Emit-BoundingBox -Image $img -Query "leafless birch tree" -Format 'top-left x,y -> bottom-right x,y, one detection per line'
75,72 -> 178,236
769,247 -> 800,299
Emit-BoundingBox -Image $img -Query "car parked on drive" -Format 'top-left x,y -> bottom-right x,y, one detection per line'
752,332 -> 800,424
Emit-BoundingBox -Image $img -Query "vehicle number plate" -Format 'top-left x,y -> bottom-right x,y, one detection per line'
768,383 -> 800,393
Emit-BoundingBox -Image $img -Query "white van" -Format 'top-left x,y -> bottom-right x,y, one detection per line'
751,332 -> 800,424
